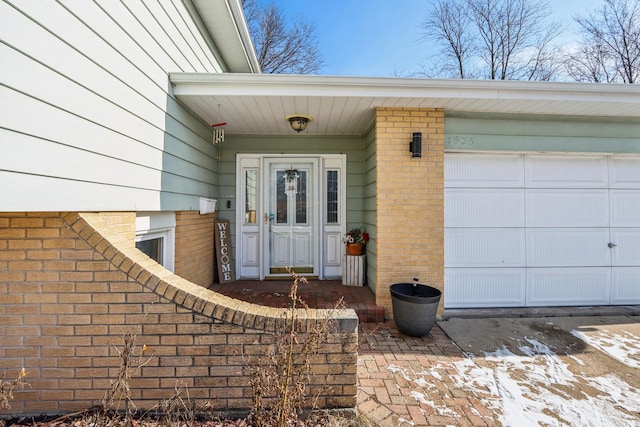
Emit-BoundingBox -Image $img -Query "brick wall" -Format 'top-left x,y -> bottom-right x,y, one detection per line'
174,211 -> 216,287
0,212 -> 358,416
374,108 -> 445,316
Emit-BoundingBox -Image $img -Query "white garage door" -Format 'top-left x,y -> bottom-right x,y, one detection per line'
445,153 -> 640,308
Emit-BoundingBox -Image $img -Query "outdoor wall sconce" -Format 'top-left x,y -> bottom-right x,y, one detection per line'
286,115 -> 313,132
410,132 -> 422,158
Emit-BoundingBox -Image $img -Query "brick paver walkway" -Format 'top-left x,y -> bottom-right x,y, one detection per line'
357,322 -> 497,427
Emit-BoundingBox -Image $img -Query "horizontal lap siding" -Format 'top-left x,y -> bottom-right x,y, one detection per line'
363,126 -> 377,293
1,0 -> 221,211
444,114 -> 640,153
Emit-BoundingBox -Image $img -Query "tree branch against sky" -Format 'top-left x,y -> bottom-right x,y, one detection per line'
420,1 -> 475,79
419,0 -> 562,80
568,0 -> 640,83
243,0 -> 324,74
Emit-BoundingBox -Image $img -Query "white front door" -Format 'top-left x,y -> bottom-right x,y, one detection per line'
264,159 -> 319,277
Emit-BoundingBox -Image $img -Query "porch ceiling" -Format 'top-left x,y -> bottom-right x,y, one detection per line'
170,73 -> 640,136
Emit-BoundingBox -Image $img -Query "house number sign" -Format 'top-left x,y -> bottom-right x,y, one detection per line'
215,220 -> 235,284
445,135 -> 475,147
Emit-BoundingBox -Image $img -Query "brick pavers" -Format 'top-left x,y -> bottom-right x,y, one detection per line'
357,322 -> 498,427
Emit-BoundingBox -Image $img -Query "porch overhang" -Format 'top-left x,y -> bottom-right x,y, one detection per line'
170,73 -> 640,136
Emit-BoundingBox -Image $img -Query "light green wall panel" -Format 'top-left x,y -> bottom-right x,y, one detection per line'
363,126 -> 377,293
445,113 -> 640,153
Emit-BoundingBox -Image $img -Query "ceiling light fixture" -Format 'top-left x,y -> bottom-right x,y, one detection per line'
286,115 -> 313,132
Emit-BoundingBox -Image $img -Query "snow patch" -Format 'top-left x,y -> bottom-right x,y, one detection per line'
571,328 -> 640,368
464,338 -> 640,426
387,335 -> 640,427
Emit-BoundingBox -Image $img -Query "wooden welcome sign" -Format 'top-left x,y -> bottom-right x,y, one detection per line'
214,220 -> 235,284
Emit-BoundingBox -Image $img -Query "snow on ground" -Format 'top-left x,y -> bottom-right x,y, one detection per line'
571,328 -> 640,369
388,336 -> 640,427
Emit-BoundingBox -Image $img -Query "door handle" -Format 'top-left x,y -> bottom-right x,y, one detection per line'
264,213 -> 269,224
608,242 -> 617,248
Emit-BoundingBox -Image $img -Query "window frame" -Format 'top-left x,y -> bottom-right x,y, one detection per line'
135,212 -> 175,272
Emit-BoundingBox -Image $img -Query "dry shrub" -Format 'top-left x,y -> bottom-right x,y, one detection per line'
247,268 -> 346,427
0,369 -> 28,410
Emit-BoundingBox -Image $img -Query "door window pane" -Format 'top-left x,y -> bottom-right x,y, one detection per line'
327,170 -> 338,223
245,169 -> 257,224
276,171 -> 288,224
296,171 -> 308,224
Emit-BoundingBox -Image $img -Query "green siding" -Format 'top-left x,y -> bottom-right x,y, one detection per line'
445,113 -> 640,153
363,127 -> 377,293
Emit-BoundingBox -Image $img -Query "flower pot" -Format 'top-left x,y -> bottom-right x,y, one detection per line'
346,243 -> 363,255
390,283 -> 441,336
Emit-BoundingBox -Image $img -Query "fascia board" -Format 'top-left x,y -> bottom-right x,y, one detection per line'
189,0 -> 260,73
224,0 -> 260,73
170,73 -> 640,108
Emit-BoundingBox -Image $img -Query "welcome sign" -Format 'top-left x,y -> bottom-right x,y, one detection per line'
214,219 -> 235,284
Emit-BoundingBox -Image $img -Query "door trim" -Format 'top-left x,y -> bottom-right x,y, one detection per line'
235,154 -> 347,281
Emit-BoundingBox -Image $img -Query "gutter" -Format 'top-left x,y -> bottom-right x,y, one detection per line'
170,73 -> 640,105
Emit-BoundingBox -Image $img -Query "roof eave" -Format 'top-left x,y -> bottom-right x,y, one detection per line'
170,73 -> 640,110
189,0 -> 260,74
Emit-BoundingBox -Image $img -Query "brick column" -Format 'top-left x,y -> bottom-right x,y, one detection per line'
375,107 -> 445,316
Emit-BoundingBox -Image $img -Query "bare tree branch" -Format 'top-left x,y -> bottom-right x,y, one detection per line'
571,0 -> 640,83
421,0 -> 562,80
421,0 -> 475,78
243,0 -> 324,74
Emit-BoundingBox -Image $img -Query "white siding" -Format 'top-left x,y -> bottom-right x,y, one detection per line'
0,0 -> 224,211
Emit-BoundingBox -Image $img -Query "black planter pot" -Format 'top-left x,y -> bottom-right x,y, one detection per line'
390,283 -> 442,337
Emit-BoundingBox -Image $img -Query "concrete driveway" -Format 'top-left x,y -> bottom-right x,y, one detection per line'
438,315 -> 640,426
358,315 -> 640,426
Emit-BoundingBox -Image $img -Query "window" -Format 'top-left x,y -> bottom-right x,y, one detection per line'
135,212 -> 175,271
245,169 -> 258,224
326,170 -> 338,223
296,170 -> 308,224
136,235 -> 163,264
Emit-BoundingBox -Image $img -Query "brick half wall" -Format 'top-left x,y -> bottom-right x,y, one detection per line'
0,212 -> 358,416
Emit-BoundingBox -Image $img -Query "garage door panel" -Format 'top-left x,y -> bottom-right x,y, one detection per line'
527,267 -> 611,306
445,153 -> 524,188
445,228 -> 525,267
445,188 -> 524,227
611,190 -> 640,227
611,267 -> 640,304
526,189 -> 609,227
445,268 -> 526,308
610,157 -> 640,188
526,228 -> 610,267
525,155 -> 608,188
445,153 -> 640,309
610,229 -> 640,266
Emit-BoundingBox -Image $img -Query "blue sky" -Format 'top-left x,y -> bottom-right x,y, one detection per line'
255,0 -> 605,77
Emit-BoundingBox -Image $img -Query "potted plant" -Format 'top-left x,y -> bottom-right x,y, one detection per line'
342,227 -> 369,255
